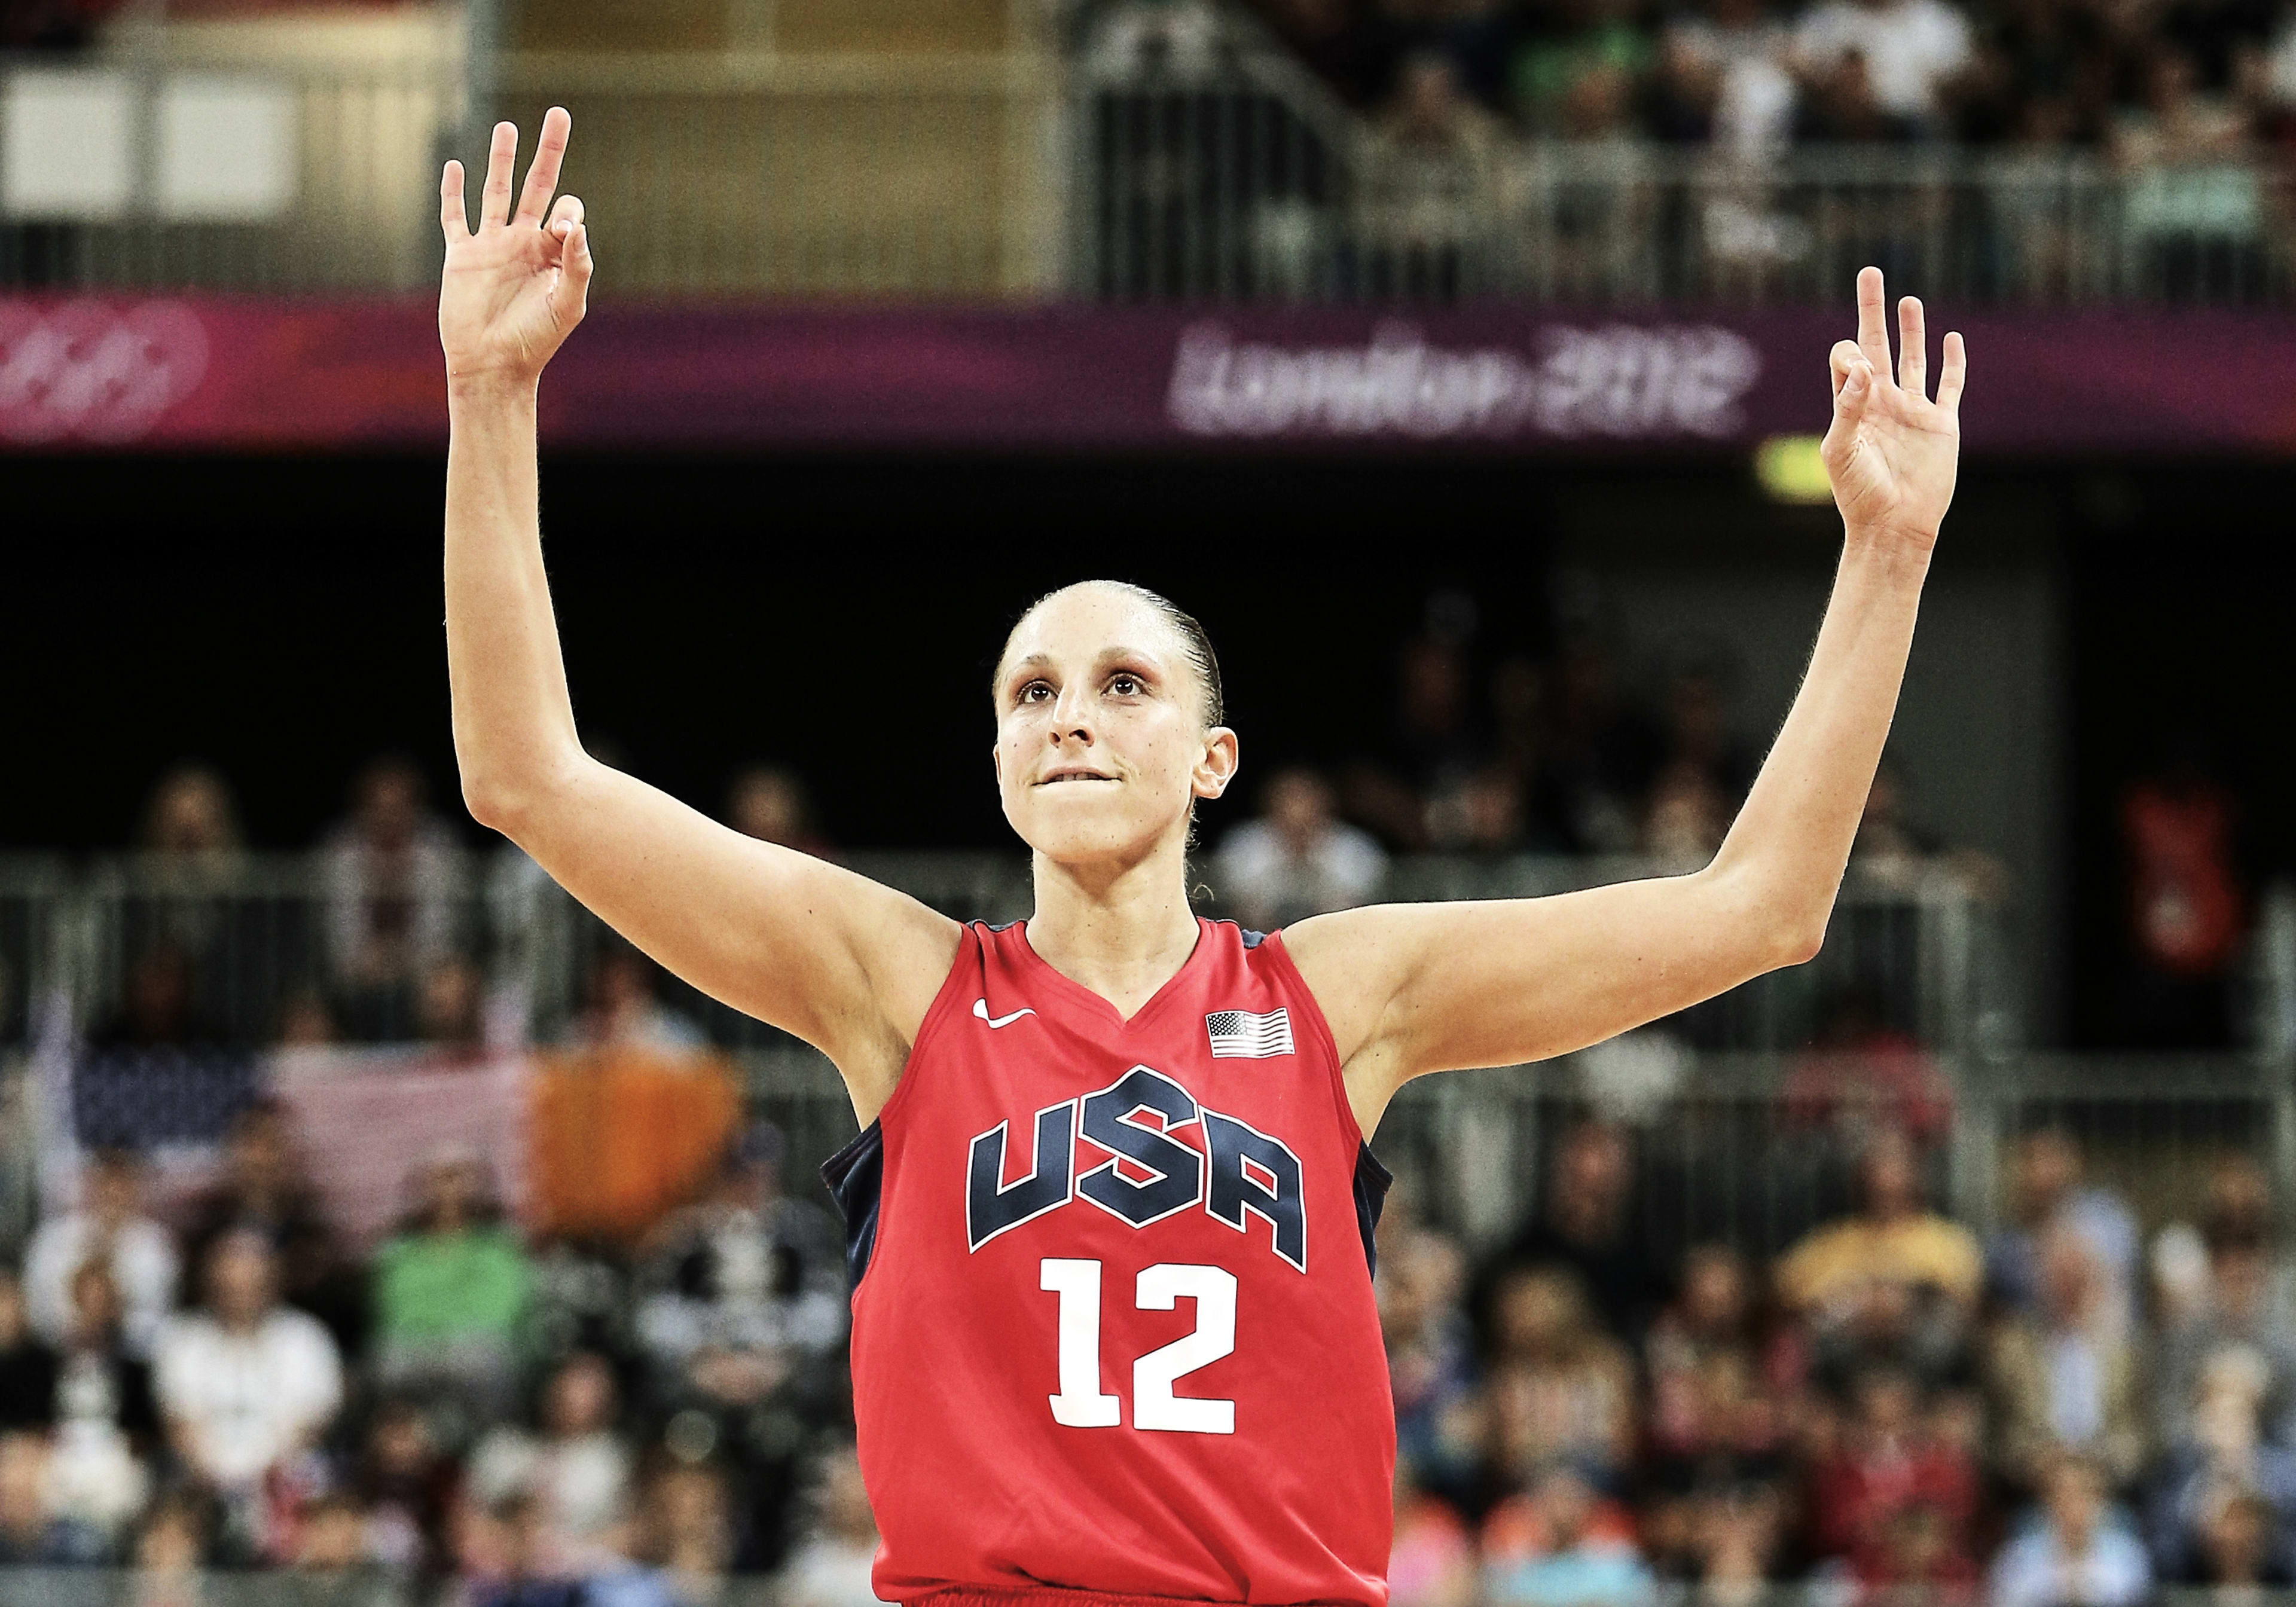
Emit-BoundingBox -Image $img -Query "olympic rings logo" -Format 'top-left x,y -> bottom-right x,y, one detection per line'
0,300 -> 209,444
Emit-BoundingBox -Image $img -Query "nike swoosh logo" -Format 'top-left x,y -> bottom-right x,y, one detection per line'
973,998 -> 1036,1029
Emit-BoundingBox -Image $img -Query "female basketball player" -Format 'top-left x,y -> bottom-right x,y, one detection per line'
440,112 -> 1965,1607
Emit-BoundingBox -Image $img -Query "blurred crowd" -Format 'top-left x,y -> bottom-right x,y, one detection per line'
0,1099 -> 872,1604
1378,1116 -> 2296,1607
1222,0 -> 2296,157
1211,619 -> 1970,934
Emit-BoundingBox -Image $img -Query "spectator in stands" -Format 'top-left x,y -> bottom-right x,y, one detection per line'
1507,0 -> 1656,137
1481,1459 -> 1654,1606
566,943 -> 706,1055
23,1145 -> 176,1361
1348,629 -> 1487,850
132,1491 -> 212,1601
0,1430 -> 74,1565
350,1397 -> 457,1575
45,1261 -> 158,1553
322,756 -> 465,1041
1216,767 -> 1388,930
415,955 -> 489,1056
1776,1126 -> 1981,1391
1791,0 -> 1977,137
1986,1126 -> 2139,1327
1369,50 -> 1507,293
1391,1456 -> 1477,1607
466,1351 -> 637,1577
371,1148 -> 532,1419
0,1272 -> 56,1435
131,765 -> 250,1005
1653,0 -> 1799,152
1989,1451 -> 2152,1607
1782,983 -> 1956,1148
1378,1205 -> 1478,1492
1809,1364 -> 1981,1581
1644,1246 -> 1784,1474
1952,0 -> 2122,143
780,1443 -> 886,1607
2158,1187 -> 2296,1454
639,1459 -> 737,1605
1489,1117 -> 1668,1344
2150,1346 -> 2296,1581
1986,1225 -> 2148,1495
2114,46 -> 2267,293
181,1098 -> 362,1357
155,1227 -> 344,1556
1483,1268 -> 1637,1487
88,943 -> 222,1050
2178,1484 -> 2295,1587
728,765 -> 833,858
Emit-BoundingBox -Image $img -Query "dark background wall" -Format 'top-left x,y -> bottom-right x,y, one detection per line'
5,450 -> 2291,1047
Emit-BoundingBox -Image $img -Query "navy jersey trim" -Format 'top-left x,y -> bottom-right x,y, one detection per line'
1353,1142 -> 1393,1277
821,1120 -> 886,1291
985,919 -> 1024,933
1239,927 -> 1268,949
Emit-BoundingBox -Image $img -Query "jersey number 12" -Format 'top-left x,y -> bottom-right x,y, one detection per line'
1039,1258 -> 1236,1434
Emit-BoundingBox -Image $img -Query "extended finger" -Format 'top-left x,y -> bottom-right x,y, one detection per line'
480,121 -> 518,231
440,160 -> 468,242
1855,266 -> 1891,381
1829,339 -> 1863,401
1897,297 -> 1927,396
515,106 -> 572,228
1936,331 -> 1967,416
547,194 -> 585,236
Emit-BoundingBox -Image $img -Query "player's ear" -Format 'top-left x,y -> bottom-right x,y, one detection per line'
1193,727 -> 1238,801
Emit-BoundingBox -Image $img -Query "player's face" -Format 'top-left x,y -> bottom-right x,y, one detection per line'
993,585 -> 1236,866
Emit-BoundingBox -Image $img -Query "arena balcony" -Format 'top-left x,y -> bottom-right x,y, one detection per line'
0,0 -> 2290,306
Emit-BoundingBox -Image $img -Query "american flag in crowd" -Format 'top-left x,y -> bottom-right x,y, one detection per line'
1205,1008 -> 1294,1059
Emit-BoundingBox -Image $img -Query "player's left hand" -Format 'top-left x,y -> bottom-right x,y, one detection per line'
1821,267 -> 1966,554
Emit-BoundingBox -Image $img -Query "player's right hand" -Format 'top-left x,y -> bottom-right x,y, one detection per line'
438,109 -> 590,392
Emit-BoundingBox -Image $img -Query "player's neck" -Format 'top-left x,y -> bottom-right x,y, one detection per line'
1025,841 -> 1201,1022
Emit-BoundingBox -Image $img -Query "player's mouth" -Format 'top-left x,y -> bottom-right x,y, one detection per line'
1036,768 -> 1118,786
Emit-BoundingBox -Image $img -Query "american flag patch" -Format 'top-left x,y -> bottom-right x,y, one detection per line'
1206,1008 -> 1294,1059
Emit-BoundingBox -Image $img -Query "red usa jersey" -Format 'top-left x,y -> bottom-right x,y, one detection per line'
822,918 -> 1395,1606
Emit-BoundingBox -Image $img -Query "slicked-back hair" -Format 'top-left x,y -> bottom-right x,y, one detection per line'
997,581 -> 1226,729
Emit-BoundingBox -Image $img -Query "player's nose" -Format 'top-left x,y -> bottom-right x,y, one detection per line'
1047,681 -> 1096,741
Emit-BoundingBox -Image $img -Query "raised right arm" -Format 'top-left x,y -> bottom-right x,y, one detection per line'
439,112 -> 957,1119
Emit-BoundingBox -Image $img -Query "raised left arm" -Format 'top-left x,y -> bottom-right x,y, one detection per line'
1289,268 -> 1966,1135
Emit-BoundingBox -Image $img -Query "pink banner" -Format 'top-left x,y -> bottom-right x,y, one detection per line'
4,294 -> 2295,456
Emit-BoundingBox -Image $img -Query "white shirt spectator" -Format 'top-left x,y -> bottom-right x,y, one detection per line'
468,1425 -> 635,1569
1219,819 -> 1385,930
1216,769 -> 1388,931
1794,0 -> 1972,120
23,1213 -> 178,1360
1988,1520 -> 2150,1607
154,1307 -> 342,1489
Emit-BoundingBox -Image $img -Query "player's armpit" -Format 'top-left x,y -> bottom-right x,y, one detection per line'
1283,866 -> 1806,1134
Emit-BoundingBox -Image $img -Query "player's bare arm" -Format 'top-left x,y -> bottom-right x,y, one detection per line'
1287,266 -> 1967,1134
439,111 -> 957,1117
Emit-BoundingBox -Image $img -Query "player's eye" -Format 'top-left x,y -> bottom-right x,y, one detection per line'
1019,680 -> 1054,704
1107,674 -> 1142,697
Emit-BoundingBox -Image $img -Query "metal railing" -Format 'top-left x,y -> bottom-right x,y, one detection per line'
8,848 -> 1999,1055
5,2 -> 2294,303
11,848 -> 2296,1252
1073,17 -> 2296,306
